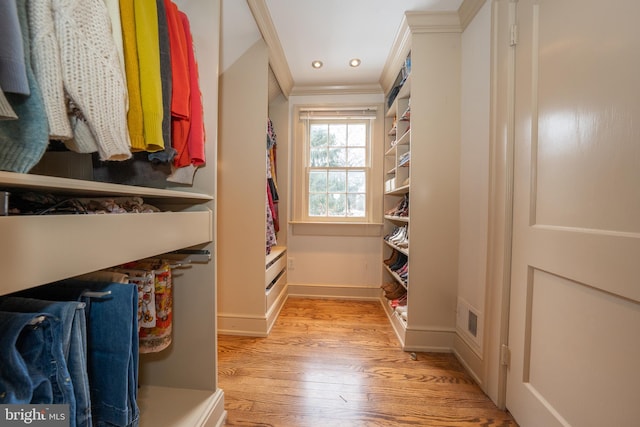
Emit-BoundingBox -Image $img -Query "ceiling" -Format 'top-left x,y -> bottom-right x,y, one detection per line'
220,0 -> 464,94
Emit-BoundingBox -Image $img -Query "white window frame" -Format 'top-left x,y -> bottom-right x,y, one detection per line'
291,105 -> 384,234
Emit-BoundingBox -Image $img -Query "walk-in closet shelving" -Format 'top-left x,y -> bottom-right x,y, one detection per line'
380,12 -> 461,352
0,171 -> 212,295
0,0 -> 225,424
0,170 -> 224,425
218,38 -> 288,337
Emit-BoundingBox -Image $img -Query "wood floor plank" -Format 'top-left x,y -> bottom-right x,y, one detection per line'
219,298 -> 518,426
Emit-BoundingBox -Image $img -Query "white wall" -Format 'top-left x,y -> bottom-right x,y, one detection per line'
455,0 -> 492,369
286,93 -> 386,299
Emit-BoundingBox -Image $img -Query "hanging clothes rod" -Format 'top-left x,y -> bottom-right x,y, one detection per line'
166,249 -> 211,263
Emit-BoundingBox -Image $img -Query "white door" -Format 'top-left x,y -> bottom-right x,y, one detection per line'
506,1 -> 640,426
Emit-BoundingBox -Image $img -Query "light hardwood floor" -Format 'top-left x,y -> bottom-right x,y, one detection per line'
218,298 -> 518,426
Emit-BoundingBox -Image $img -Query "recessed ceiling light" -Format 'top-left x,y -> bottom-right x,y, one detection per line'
349,58 -> 361,67
311,60 -> 323,69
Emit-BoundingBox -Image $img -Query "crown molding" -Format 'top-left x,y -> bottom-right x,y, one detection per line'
289,84 -> 383,97
246,0 -> 294,99
379,11 -> 463,95
405,11 -> 462,34
379,14 -> 412,96
458,0 -> 487,30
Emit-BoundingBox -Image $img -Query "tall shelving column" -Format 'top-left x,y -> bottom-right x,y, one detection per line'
137,0 -> 225,425
217,38 -> 288,337
381,12 -> 462,351
382,73 -> 411,341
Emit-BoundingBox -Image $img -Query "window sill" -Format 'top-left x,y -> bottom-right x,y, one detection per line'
289,221 -> 384,237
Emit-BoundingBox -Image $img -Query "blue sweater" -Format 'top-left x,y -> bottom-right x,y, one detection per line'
0,0 -> 48,173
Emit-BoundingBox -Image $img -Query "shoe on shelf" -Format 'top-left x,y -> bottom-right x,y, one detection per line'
385,285 -> 407,300
395,305 -> 408,315
383,250 -> 398,266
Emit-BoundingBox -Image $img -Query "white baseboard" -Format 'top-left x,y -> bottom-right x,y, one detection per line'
287,283 -> 382,300
266,284 -> 288,334
403,327 -> 457,353
452,333 -> 485,387
217,313 -> 269,337
206,389 -> 227,427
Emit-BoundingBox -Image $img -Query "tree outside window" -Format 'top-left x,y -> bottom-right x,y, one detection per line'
307,122 -> 368,218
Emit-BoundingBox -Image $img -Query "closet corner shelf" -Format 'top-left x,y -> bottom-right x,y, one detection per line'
385,74 -> 412,118
396,130 -> 410,146
384,240 -> 409,257
384,215 -> 409,223
385,184 -> 410,196
266,245 -> 287,267
0,171 -> 213,202
1,211 -> 213,295
380,295 -> 407,345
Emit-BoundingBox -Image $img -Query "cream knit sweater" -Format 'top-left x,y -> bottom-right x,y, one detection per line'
28,0 -> 73,139
52,0 -> 131,160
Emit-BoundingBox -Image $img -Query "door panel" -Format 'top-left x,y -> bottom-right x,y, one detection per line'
507,1 -> 640,426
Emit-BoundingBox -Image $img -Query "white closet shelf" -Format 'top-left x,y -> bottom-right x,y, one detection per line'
380,296 -> 407,346
0,210 -> 213,294
137,385 -> 224,427
265,245 -> 286,268
385,74 -> 412,118
0,171 -> 213,202
385,184 -> 410,196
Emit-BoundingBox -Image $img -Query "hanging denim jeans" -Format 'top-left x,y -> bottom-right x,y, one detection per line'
14,280 -> 139,427
0,297 -> 90,427
0,311 -> 74,408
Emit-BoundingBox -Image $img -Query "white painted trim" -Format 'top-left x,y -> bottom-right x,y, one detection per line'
453,334 -> 485,387
246,0 -> 294,98
458,0 -> 488,30
403,327 -> 456,353
379,297 -> 407,348
379,15 -> 411,95
266,285 -> 289,334
380,11 -> 463,95
217,313 -> 268,337
205,389 -> 227,427
289,84 -> 383,96
137,386 -> 226,427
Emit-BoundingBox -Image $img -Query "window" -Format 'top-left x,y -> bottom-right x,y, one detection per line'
291,105 -> 383,232
308,121 -> 368,218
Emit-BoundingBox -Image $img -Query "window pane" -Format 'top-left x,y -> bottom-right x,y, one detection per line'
347,147 -> 366,167
329,124 -> 347,146
348,124 -> 366,146
309,170 -> 327,192
347,194 -> 366,217
327,170 -> 346,192
310,124 -> 328,148
327,148 -> 347,166
310,147 -> 327,167
309,193 -> 327,216
347,170 -> 366,192
328,193 -> 346,216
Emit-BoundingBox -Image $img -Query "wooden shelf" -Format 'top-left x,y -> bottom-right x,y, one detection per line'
0,171 -> 212,202
0,210 -> 212,294
380,295 -> 407,348
385,184 -> 410,196
384,215 -> 409,223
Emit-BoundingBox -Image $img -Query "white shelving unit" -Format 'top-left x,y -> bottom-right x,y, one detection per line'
217,39 -> 288,337
0,1 -> 226,425
381,12 -> 462,352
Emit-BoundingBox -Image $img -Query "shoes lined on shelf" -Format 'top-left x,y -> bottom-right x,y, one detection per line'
385,194 -> 409,217
381,281 -> 406,300
384,225 -> 409,249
